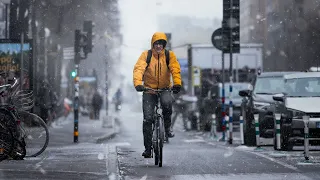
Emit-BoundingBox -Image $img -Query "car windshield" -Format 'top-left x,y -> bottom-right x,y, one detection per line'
220,84 -> 249,98
285,77 -> 320,97
254,76 -> 284,94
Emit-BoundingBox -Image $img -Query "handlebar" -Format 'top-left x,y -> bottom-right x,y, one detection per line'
144,87 -> 172,93
0,77 -> 18,89
0,77 -> 19,96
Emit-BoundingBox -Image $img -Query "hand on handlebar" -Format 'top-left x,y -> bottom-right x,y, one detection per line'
135,85 -> 145,92
172,85 -> 181,94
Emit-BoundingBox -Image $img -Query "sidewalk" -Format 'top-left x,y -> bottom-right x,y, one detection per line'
48,109 -> 120,147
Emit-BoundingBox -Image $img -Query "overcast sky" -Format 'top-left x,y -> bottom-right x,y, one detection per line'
154,0 -> 222,18
118,0 -> 222,85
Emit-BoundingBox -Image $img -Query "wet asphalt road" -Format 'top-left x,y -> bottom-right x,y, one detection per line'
0,112 -> 118,180
1,104 -> 320,180
110,104 -> 320,180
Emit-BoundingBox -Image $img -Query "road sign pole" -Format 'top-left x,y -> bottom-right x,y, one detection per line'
228,0 -> 234,145
220,24 -> 226,141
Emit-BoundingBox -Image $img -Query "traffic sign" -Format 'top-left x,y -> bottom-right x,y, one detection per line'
63,47 -> 74,60
211,28 -> 228,51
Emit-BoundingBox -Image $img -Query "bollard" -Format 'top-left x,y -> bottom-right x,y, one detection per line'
254,114 -> 260,148
240,115 -> 244,145
196,112 -> 200,131
210,114 -> 218,139
219,115 -> 226,142
275,113 -> 281,150
303,115 -> 309,161
226,116 -> 230,139
229,83 -> 233,145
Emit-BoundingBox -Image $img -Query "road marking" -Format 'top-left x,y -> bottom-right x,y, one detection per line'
114,142 -> 131,147
205,141 -> 299,172
248,151 -> 299,172
140,174 -> 147,180
124,173 -> 312,180
184,139 -> 205,143
0,168 -> 108,175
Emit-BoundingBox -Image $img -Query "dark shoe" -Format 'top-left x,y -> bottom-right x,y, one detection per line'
166,131 -> 175,138
142,149 -> 152,158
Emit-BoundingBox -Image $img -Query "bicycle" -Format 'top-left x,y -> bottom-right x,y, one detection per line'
144,87 -> 173,167
0,82 -> 27,160
0,77 -> 49,160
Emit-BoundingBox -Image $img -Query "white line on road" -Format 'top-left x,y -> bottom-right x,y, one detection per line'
205,142 -> 299,172
184,139 -> 205,143
0,168 -> 108,175
248,151 -> 299,172
114,142 -> 131,147
140,174 -> 148,180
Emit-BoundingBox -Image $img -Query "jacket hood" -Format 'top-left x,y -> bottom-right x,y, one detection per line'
151,32 -> 167,48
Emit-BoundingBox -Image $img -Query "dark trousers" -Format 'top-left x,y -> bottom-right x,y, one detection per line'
142,92 -> 172,149
93,108 -> 100,119
172,104 -> 188,130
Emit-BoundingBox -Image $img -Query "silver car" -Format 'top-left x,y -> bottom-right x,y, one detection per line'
272,72 -> 320,151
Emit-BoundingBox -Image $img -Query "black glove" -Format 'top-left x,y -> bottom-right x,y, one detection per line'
135,85 -> 145,92
172,85 -> 181,94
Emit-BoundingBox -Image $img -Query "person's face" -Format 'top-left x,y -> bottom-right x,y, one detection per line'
153,41 -> 164,53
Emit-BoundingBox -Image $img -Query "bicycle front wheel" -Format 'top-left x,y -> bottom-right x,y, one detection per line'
158,117 -> 165,167
19,111 -> 49,157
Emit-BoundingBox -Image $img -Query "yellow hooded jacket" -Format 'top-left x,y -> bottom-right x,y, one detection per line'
133,32 -> 181,89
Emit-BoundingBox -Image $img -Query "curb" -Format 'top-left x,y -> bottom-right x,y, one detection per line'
96,131 -> 117,144
95,117 -> 120,143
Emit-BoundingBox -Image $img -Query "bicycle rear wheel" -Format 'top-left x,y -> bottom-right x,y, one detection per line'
0,124 -> 14,161
19,111 -> 49,157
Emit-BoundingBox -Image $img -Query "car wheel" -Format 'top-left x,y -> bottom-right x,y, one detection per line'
244,113 -> 256,146
281,127 -> 293,151
216,113 -> 223,132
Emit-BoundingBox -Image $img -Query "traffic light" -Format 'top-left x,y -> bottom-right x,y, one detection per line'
83,21 -> 95,54
71,70 -> 77,78
74,21 -> 94,64
222,0 -> 240,53
74,30 -> 81,53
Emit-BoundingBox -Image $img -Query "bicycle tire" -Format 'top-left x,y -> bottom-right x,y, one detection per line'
153,121 -> 159,165
158,116 -> 164,167
159,146 -> 163,167
0,124 -> 14,161
19,111 -> 49,157
0,108 -> 19,138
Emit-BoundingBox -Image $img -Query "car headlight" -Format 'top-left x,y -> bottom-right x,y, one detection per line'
253,101 -> 270,110
287,109 -> 305,119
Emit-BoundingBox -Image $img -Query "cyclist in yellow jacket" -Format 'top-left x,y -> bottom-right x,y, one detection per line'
133,32 -> 182,158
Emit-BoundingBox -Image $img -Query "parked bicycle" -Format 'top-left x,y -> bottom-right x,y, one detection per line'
144,87 -> 173,167
0,77 -> 49,161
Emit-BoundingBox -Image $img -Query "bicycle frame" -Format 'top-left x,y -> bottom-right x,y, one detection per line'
144,87 -> 172,167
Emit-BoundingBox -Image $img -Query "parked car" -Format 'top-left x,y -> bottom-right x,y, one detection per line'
238,72 -> 299,146
272,72 -> 320,150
